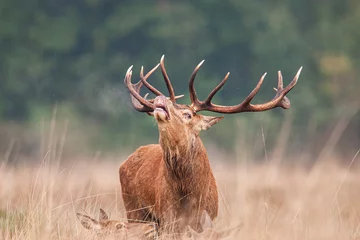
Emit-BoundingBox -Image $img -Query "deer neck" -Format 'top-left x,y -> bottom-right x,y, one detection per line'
159,129 -> 210,185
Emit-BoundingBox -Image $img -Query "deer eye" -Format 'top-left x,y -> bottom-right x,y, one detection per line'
183,112 -> 192,120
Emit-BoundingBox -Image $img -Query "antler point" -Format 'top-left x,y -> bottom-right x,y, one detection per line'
296,66 -> 303,78
194,60 -> 205,70
140,66 -> 144,77
126,65 -> 133,75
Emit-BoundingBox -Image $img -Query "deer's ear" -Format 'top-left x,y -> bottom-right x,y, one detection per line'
99,208 -> 109,222
200,210 -> 213,229
196,115 -> 223,132
76,213 -> 102,230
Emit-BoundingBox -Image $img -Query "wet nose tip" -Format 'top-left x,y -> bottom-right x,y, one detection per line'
154,95 -> 166,104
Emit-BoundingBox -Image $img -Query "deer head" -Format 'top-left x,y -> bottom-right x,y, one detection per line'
76,209 -> 157,239
124,55 -> 302,149
77,209 -> 126,233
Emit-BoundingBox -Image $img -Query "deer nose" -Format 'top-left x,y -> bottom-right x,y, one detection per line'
154,95 -> 167,106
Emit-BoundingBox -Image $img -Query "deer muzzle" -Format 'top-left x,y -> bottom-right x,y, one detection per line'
153,95 -> 170,121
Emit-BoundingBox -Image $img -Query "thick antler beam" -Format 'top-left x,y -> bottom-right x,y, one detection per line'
124,55 -> 302,115
189,64 -> 303,114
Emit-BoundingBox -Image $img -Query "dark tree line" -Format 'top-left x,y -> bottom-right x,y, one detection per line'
0,0 -> 359,157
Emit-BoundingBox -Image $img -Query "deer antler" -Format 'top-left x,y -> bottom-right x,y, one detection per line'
160,55 -> 176,102
188,61 -> 302,113
124,64 -> 158,112
124,56 -> 184,113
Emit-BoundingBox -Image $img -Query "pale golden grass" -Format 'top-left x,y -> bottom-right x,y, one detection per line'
1,108 -> 359,239
1,154 -> 360,240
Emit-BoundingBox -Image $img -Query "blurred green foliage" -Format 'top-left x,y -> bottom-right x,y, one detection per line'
0,0 -> 359,155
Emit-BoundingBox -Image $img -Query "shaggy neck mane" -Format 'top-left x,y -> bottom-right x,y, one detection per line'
159,129 -> 209,188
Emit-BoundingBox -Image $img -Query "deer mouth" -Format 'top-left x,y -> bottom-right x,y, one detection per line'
154,102 -> 170,121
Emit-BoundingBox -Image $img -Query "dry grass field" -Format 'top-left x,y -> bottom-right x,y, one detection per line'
1,150 -> 360,240
0,112 -> 359,239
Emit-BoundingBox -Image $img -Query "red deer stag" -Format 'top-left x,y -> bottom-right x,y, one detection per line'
120,55 -> 302,234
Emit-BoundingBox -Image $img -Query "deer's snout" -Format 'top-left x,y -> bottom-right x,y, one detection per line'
153,95 -> 170,121
154,95 -> 167,106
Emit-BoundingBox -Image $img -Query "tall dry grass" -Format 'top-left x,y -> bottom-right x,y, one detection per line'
1,109 -> 360,239
1,152 -> 360,239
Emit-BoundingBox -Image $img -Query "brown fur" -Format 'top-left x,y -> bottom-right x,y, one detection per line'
119,96 -> 223,234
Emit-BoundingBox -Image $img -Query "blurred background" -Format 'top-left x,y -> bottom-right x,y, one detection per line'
1,2 -> 360,239
0,0 -> 359,164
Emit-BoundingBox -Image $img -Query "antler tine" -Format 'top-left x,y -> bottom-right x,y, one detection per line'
251,66 -> 302,110
277,70 -> 284,90
283,66 -> 302,93
191,67 -> 302,114
140,65 -> 184,102
126,63 -> 185,113
204,72 -> 230,105
124,66 -> 154,112
192,71 -> 266,112
128,77 -> 150,111
130,77 -> 156,114
239,72 -> 267,107
134,79 -> 143,92
272,66 -> 302,109
189,60 -> 205,109
140,64 -> 163,96
160,55 -> 176,102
